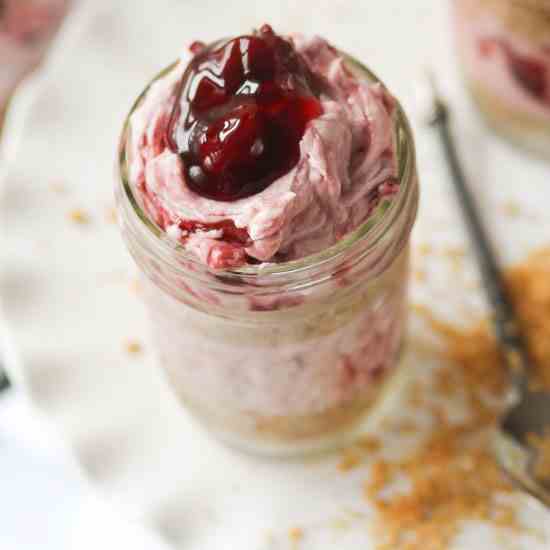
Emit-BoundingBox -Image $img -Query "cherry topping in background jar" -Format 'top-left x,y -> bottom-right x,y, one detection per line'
453,0 -> 550,158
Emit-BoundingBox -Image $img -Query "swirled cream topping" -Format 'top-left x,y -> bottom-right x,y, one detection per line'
128,28 -> 398,270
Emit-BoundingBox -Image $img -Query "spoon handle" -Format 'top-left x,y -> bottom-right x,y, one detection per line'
0,367 -> 10,393
429,97 -> 531,390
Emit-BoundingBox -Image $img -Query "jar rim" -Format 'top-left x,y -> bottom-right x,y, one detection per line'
117,53 -> 417,281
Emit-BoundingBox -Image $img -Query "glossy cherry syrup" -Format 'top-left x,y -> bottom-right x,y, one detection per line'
167,25 -> 323,201
479,38 -> 547,101
507,50 -> 547,100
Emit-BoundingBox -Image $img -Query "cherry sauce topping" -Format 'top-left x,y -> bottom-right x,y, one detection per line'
479,38 -> 548,101
167,24 -> 323,201
506,49 -> 547,100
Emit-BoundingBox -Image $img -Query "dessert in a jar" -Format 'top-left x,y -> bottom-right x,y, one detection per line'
116,25 -> 419,456
0,0 -> 69,127
453,0 -> 550,156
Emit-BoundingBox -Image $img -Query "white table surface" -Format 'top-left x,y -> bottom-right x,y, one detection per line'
0,2 -> 167,548
1,0 -> 549,549
0,388 -> 170,550
0,390 -> 82,550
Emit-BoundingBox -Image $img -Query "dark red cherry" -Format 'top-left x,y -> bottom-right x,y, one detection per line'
167,24 -> 323,201
506,49 -> 547,100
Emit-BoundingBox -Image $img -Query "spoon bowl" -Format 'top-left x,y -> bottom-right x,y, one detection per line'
495,389 -> 550,506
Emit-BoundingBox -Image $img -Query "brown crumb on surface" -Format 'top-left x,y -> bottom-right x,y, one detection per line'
105,207 -> 118,224
416,243 -> 433,257
338,436 -> 381,473
362,248 -> 550,550
288,527 -> 304,542
433,366 -> 457,397
125,340 -> 142,355
49,182 -> 67,194
357,435 -> 381,453
528,429 -> 550,481
443,245 -> 466,257
502,200 -> 521,218
68,208 -> 90,224
443,245 -> 466,274
364,368 -> 514,550
338,448 -> 362,472
129,278 -> 142,295
364,460 -> 392,499
413,269 -> 427,283
406,379 -> 427,408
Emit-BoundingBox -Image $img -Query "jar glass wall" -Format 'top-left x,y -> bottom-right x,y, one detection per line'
453,0 -> 550,157
116,58 -> 419,457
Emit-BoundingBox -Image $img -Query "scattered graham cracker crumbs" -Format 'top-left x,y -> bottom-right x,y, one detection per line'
288,527 -> 304,542
338,436 -> 381,474
492,505 -> 519,529
443,245 -> 466,257
433,366 -> 458,397
502,200 -> 521,218
528,429 -> 550,481
357,435 -> 381,453
362,248 -> 550,549
68,208 -> 90,224
364,460 -> 393,498
338,448 -> 362,472
125,340 -> 142,355
337,434 -> 382,473
365,418 -> 516,549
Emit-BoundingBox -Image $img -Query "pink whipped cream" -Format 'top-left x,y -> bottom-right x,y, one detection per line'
128,35 -> 398,270
454,4 -> 550,120
0,0 -> 69,107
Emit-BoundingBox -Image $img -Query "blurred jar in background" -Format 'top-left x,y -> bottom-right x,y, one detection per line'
0,0 -> 70,128
453,0 -> 550,157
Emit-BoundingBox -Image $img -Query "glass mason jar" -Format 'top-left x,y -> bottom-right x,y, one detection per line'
452,0 -> 550,157
116,57 -> 419,457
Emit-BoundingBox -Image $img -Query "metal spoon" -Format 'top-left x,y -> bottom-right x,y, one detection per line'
0,367 -> 10,393
424,75 -> 550,507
